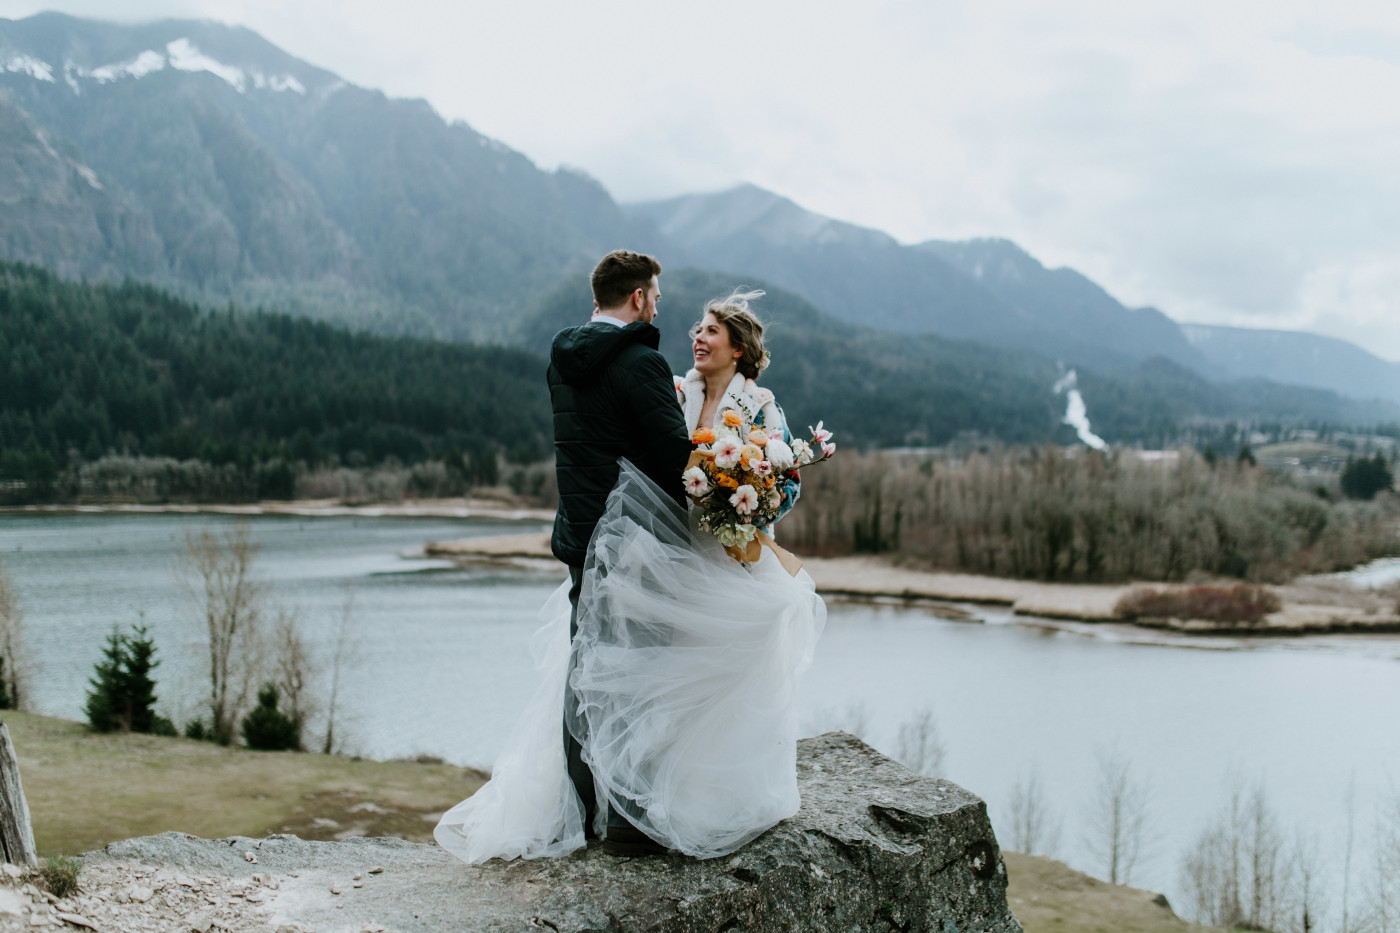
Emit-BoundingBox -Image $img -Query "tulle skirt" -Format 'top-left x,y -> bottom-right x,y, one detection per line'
434,461 -> 826,862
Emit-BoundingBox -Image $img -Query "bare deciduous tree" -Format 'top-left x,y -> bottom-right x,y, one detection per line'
0,559 -> 30,711
1083,747 -> 1151,885
271,609 -> 313,751
1180,780 -> 1298,931
894,707 -> 946,777
179,523 -> 266,744
1007,768 -> 1060,856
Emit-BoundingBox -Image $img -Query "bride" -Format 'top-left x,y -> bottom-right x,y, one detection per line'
435,288 -> 826,863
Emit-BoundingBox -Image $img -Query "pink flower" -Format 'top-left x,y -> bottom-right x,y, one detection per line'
730,484 -> 759,515
809,421 -> 832,445
713,437 -> 742,469
821,441 -> 836,459
753,460 -> 773,478
682,466 -> 712,497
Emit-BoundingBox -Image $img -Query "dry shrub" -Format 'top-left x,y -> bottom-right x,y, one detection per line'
1114,584 -> 1283,625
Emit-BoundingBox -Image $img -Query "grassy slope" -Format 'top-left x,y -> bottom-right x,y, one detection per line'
1003,851 -> 1227,933
10,712 -> 1226,933
6,711 -> 485,855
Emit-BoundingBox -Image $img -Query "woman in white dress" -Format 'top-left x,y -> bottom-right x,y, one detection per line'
675,290 -> 801,532
435,290 -> 825,863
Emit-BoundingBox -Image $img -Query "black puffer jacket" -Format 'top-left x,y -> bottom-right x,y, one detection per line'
548,320 -> 692,566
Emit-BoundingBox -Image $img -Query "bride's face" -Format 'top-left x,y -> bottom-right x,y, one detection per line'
691,312 -> 741,376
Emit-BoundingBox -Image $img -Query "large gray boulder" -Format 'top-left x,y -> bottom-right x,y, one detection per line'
80,733 -> 1022,933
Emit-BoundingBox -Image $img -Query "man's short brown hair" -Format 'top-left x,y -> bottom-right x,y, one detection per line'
591,250 -> 662,310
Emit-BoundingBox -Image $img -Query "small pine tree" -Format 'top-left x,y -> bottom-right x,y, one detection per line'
85,624 -> 163,733
1340,453 -> 1395,500
241,683 -> 300,751
0,657 -> 11,710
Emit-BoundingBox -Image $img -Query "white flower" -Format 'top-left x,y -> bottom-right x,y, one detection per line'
765,438 -> 795,471
714,437 -> 742,469
767,490 -> 782,508
821,441 -> 836,459
682,466 -> 711,497
753,460 -> 773,478
715,522 -> 758,548
730,484 -> 759,515
810,421 -> 833,445
791,438 -> 813,464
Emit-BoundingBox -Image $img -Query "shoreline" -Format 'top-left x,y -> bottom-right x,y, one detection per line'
427,532 -> 1400,639
0,497 -> 555,522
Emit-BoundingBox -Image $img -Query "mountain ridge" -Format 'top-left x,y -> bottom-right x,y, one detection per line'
2,12 -> 1397,415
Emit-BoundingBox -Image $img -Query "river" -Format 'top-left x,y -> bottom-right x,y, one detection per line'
2,510 -> 1397,918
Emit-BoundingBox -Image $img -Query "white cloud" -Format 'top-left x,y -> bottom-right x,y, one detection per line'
2,0 -> 1398,358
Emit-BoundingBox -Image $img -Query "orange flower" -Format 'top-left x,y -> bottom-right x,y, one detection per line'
747,429 -> 768,446
765,475 -> 776,487
693,427 -> 716,445
716,473 -> 740,489
722,409 -> 743,428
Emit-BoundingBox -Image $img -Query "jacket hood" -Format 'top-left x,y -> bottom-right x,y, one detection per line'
550,320 -> 661,384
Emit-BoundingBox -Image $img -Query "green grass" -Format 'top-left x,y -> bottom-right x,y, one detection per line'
5,711 -> 485,855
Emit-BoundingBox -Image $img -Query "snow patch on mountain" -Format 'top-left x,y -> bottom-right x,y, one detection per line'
166,37 -> 246,90
91,49 -> 166,83
3,54 -> 53,82
26,39 -> 310,96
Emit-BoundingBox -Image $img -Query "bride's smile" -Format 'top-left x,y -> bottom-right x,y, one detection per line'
691,312 -> 741,374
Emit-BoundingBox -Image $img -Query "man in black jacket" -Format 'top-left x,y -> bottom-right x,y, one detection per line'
547,250 -> 692,855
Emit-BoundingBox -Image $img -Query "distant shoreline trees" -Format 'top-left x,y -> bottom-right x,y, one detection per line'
784,446 -> 1399,583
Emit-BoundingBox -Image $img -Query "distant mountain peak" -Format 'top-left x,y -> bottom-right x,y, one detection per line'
630,182 -> 897,250
0,13 -> 333,98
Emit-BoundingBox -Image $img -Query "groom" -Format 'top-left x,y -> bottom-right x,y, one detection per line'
547,249 -> 692,856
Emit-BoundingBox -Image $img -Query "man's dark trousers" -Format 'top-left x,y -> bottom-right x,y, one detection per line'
563,565 -> 645,836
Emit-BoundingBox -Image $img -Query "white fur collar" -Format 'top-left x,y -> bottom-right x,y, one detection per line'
679,369 -> 774,434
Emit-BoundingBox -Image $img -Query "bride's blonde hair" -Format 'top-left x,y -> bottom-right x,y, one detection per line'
696,289 -> 770,380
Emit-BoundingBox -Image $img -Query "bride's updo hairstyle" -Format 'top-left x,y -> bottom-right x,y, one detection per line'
697,289 -> 771,380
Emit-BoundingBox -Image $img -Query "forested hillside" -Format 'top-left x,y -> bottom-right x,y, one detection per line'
520,268 -> 1396,450
0,260 -> 548,501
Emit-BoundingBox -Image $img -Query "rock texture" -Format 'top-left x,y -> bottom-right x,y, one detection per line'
46,733 -> 1020,933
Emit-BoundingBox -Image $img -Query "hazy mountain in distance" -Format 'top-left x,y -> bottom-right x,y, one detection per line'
0,12 -> 646,340
627,184 -> 1034,342
1182,323 -> 1400,407
916,239 -> 1206,370
627,185 -> 1212,371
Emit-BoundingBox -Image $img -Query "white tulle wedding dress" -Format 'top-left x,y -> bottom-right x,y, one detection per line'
434,462 -> 826,862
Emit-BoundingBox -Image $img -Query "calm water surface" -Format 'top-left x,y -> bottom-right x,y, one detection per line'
3,512 -> 1397,911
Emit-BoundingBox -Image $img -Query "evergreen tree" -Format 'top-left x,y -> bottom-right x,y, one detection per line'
84,625 -> 163,733
1340,453 -> 1395,500
241,683 -> 301,751
0,657 -> 11,710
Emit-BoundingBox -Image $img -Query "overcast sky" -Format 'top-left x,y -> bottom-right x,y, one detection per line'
4,0 -> 1398,359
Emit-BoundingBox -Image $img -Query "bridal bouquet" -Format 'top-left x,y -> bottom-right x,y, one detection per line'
682,406 -> 835,551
